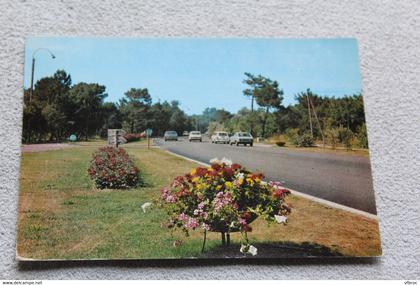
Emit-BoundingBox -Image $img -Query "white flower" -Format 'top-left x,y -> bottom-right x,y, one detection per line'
274,215 -> 288,224
240,244 -> 248,254
235,172 -> 245,179
220,157 -> 232,166
260,181 -> 268,186
248,245 -> 258,256
210,157 -> 220,164
141,202 -> 153,213
240,244 -> 258,256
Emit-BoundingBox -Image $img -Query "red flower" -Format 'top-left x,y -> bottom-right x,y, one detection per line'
211,163 -> 222,171
207,169 -> 218,177
195,167 -> 208,177
273,189 -> 290,199
241,211 -> 252,222
223,167 -> 234,178
241,224 -> 252,232
251,173 -> 265,180
231,163 -> 241,171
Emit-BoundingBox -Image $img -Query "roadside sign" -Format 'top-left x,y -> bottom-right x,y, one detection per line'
146,128 -> 153,137
146,128 -> 153,149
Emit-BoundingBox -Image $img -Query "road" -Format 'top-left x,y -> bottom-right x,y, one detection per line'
155,136 -> 377,214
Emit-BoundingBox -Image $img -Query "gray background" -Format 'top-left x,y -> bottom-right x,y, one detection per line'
0,0 -> 419,279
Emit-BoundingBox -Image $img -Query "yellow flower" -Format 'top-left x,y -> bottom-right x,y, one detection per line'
246,178 -> 254,186
238,178 -> 244,185
196,183 -> 206,190
255,178 -> 261,183
192,177 -> 200,183
225,181 -> 233,189
191,169 -> 197,176
216,185 -> 222,190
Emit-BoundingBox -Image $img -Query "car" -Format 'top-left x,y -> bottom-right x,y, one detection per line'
189,131 -> 202,142
211,131 -> 230,144
230,132 -> 253,146
164,131 -> 178,141
182,131 -> 189,136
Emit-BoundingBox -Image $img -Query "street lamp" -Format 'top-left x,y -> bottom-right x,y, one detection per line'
29,48 -> 55,102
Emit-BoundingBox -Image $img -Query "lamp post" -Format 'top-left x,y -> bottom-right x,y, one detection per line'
29,48 -> 55,102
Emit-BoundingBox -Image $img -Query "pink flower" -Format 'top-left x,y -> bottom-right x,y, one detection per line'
178,213 -> 188,222
213,191 -> 234,211
201,223 -> 210,231
165,195 -> 176,203
186,217 -> 199,229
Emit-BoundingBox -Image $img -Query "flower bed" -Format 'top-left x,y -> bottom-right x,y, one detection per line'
159,158 -> 291,254
123,133 -> 143,143
87,146 -> 140,189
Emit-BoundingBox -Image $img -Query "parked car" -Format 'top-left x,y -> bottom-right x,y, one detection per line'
230,132 -> 253,146
164,131 -> 178,141
211,131 -> 230,144
189,131 -> 202,142
182,131 -> 189,136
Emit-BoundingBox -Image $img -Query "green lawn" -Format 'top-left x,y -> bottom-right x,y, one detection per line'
17,141 -> 381,259
17,143 -> 223,259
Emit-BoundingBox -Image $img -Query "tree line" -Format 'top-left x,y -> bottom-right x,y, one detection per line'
22,70 -> 193,143
23,70 -> 368,149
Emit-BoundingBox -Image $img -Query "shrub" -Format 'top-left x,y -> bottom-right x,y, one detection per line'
297,132 -> 314,147
285,128 -> 300,146
356,123 -> 369,149
325,128 -> 339,149
159,158 -> 291,253
285,129 -> 314,147
275,141 -> 286,147
87,147 -> 140,189
338,127 -> 354,150
123,133 -> 143,143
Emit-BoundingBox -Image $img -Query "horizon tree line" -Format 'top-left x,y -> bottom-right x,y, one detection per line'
22,70 -> 368,148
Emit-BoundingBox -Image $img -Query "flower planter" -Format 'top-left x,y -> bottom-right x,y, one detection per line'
159,159 -> 291,253
208,214 -> 258,246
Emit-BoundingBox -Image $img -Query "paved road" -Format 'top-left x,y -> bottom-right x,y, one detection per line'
155,137 -> 377,214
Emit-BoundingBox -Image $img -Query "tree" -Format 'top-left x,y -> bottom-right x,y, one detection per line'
69,83 -> 107,140
120,88 -> 152,133
243,73 -> 283,137
99,102 -> 122,137
22,70 -> 72,142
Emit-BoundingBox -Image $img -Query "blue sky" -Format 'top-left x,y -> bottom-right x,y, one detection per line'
24,38 -> 362,115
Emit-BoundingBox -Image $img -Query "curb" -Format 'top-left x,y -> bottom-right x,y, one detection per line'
164,149 -> 379,221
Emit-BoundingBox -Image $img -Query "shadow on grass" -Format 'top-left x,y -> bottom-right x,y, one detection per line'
17,241 -> 380,270
201,241 -> 343,259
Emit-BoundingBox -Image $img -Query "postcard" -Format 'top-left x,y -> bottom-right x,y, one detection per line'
17,38 -> 381,260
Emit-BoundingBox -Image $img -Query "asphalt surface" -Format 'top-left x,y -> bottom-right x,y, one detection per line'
155,136 -> 377,214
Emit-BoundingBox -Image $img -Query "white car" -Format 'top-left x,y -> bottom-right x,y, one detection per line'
211,131 -> 230,144
230,132 -> 254,146
189,131 -> 202,142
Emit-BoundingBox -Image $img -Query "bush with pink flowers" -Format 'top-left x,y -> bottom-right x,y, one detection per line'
123,133 -> 143,143
159,158 -> 291,253
87,146 -> 140,189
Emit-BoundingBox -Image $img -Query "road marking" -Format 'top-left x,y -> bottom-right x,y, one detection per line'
164,149 -> 379,221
